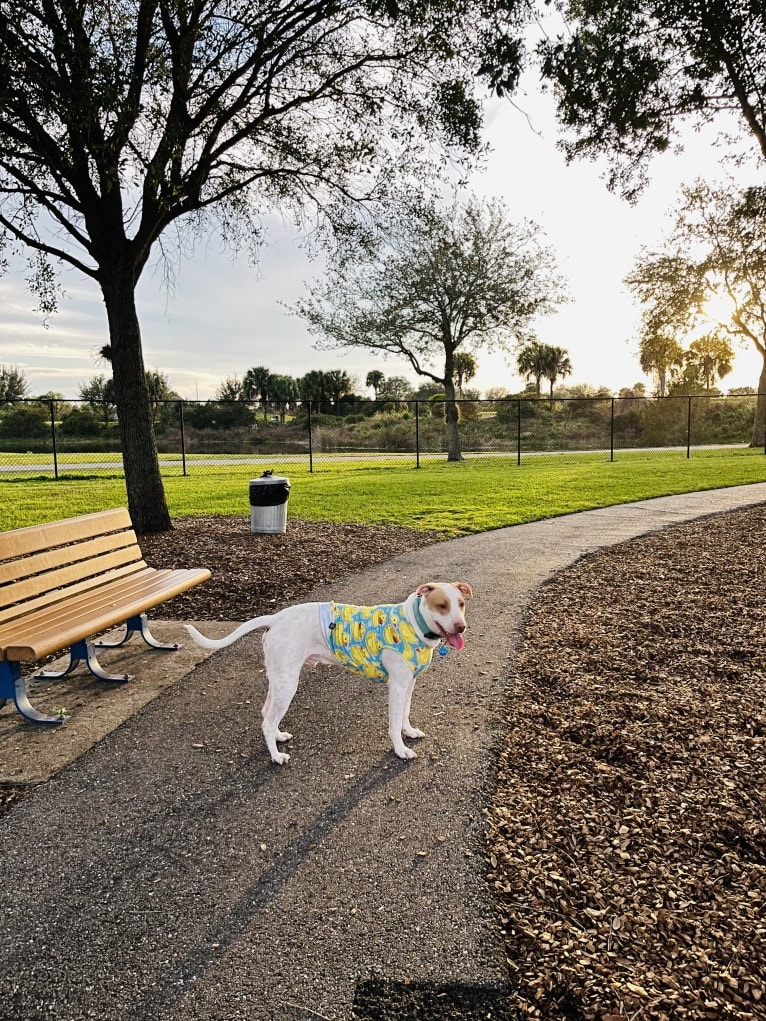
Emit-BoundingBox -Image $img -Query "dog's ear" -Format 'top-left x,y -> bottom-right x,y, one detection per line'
416,583 -> 437,596
453,582 -> 473,598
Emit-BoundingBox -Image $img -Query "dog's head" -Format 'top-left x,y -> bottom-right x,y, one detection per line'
416,581 -> 472,650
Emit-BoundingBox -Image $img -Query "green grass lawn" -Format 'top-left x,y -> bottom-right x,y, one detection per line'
3,448 -> 766,535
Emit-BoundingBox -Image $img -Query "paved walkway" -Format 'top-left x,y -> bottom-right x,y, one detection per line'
2,485 -> 766,1021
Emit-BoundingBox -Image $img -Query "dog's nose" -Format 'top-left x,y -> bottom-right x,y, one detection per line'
454,622 -> 466,633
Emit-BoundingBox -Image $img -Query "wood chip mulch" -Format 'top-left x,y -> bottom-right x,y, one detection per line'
487,505 -> 766,1020
138,516 -> 442,621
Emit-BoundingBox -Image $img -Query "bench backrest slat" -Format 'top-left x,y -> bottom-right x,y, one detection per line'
0,530 -> 139,589
0,508 -> 146,624
0,508 -> 131,560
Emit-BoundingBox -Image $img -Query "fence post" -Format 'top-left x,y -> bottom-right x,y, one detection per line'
179,400 -> 187,476
686,396 -> 692,458
47,398 -> 59,480
415,401 -> 420,468
610,398 -> 615,462
516,400 -> 521,465
308,401 -> 314,473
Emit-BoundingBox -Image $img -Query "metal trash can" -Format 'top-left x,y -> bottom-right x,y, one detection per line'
249,471 -> 291,534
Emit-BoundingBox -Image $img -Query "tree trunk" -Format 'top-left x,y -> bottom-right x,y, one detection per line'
101,274 -> 172,533
750,351 -> 766,448
443,377 -> 464,462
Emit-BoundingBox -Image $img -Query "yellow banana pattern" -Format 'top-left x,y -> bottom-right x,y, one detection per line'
321,601 -> 434,683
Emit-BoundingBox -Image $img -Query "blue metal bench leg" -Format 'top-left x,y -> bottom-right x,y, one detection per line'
34,639 -> 133,683
95,613 -> 180,652
0,661 -> 70,724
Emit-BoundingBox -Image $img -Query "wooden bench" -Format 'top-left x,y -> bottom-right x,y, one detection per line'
0,508 -> 211,725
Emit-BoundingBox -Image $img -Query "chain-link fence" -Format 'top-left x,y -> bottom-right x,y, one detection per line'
0,394 -> 763,479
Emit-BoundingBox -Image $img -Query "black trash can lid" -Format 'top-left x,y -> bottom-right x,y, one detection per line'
250,470 -> 290,487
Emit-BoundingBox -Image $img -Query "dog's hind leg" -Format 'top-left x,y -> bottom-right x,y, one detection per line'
261,688 -> 293,745
261,672 -> 300,765
261,634 -> 304,765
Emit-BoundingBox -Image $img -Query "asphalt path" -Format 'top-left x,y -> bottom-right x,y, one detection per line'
2,484 -> 766,1021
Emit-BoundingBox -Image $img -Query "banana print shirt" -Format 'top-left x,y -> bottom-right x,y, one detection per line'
319,601 -> 434,683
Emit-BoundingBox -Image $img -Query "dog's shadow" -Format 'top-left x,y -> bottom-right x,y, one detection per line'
124,753 -> 404,1021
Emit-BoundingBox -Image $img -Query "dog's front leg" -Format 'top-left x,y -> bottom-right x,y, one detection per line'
383,652 -> 419,759
402,675 -> 425,740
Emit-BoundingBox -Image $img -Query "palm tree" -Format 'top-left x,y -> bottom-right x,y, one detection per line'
453,352 -> 477,398
269,375 -> 299,421
300,370 -> 350,414
325,369 -> 353,412
686,334 -> 734,391
639,330 -> 685,397
517,341 -> 549,400
243,366 -> 272,418
366,369 -> 385,399
298,370 -> 329,411
544,345 -> 573,398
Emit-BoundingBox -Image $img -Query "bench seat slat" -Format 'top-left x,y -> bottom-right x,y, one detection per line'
4,563 -> 185,633
0,566 -> 211,661
0,560 -> 148,628
6,567 -> 203,637
0,548 -> 144,620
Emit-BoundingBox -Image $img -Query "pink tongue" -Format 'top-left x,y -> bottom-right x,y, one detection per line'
446,632 -> 465,651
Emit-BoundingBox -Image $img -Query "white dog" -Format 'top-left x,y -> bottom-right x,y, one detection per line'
185,581 -> 472,764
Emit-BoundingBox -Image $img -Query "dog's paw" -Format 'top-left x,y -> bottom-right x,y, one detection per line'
394,746 -> 417,760
402,726 -> 425,739
275,730 -> 293,743
271,751 -> 291,765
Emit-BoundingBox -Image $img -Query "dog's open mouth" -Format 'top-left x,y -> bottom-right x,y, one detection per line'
439,626 -> 465,652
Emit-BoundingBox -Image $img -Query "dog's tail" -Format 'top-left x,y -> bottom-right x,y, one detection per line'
184,615 -> 274,650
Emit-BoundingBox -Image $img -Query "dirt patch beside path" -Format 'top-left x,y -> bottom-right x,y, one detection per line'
0,620 -> 238,789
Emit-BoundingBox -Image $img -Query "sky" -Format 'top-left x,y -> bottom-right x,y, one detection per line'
1,72 -> 764,402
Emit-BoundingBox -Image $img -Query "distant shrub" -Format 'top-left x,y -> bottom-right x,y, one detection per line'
59,406 -> 103,437
0,405 -> 49,439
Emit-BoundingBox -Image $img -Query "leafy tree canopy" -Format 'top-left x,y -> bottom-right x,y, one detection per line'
539,1 -> 766,199
292,193 -> 568,459
216,377 -> 246,402
626,179 -> 766,440
79,373 -> 117,425
0,364 -> 30,403
377,375 -> 416,401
